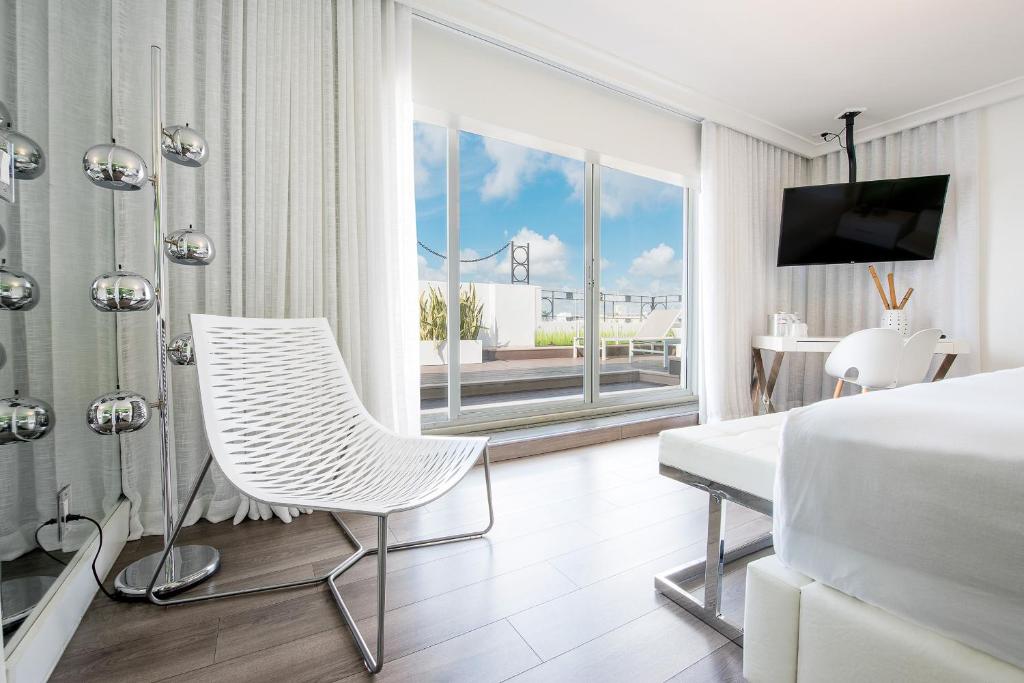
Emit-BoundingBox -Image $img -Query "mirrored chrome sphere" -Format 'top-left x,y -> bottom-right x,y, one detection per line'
0,101 -> 11,128
90,270 -> 154,312
82,144 -> 149,191
0,395 -> 55,446
166,332 -> 195,366
86,390 -> 150,435
8,131 -> 45,180
0,265 -> 40,311
161,125 -> 208,167
164,228 -> 215,266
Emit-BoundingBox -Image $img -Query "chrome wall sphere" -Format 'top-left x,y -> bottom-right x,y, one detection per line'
164,227 -> 215,266
161,125 -> 209,167
166,332 -> 195,366
86,390 -> 150,435
0,264 -> 40,311
89,270 -> 155,312
0,395 -> 55,446
8,131 -> 45,180
82,144 -> 149,191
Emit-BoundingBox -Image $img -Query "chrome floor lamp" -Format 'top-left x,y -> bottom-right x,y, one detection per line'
83,46 -> 219,597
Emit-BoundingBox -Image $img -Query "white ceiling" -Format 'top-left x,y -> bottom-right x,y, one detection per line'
412,0 -> 1024,155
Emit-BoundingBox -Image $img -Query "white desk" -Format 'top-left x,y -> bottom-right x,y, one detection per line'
750,335 -> 970,414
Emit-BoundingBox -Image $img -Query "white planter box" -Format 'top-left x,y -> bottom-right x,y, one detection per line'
419,340 -> 483,366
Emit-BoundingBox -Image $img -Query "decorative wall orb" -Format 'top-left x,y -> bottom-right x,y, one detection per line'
90,270 -> 154,312
0,265 -> 39,311
8,131 -> 45,180
86,390 -> 150,435
161,125 -> 208,167
0,101 -> 11,128
166,332 -> 195,366
164,228 -> 215,266
0,395 -> 55,446
82,144 -> 149,191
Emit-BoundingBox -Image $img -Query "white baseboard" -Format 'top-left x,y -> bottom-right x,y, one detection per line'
4,499 -> 128,683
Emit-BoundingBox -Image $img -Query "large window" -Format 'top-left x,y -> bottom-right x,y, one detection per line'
414,121 -> 691,428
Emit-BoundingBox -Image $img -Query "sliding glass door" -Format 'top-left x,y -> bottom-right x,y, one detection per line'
598,166 -> 686,397
456,131 -> 585,414
414,121 -> 690,428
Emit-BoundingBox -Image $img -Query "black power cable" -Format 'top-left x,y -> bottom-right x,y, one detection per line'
34,515 -> 122,601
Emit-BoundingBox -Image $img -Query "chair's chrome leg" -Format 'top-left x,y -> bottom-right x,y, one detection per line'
365,447 -> 495,555
326,515 -> 388,674
146,454 -> 367,606
374,515 -> 388,672
144,447 -> 494,673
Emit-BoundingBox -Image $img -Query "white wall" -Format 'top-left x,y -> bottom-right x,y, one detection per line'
980,95 -> 1024,371
411,19 -> 701,187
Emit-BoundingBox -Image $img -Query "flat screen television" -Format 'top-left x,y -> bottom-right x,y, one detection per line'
777,174 -> 950,266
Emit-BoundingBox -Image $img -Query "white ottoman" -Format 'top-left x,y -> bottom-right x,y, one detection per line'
655,411 -> 785,642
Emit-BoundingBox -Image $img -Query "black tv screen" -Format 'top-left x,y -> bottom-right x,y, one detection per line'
777,174 -> 950,266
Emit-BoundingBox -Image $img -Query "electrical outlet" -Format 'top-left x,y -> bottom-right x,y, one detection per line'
57,484 -> 71,545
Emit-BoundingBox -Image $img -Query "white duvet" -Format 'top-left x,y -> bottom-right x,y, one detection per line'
775,368 -> 1024,669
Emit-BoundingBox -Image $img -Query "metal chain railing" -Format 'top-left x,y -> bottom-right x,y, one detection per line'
416,240 -> 511,263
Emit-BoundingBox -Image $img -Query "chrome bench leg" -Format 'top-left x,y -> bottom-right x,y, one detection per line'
654,494 -> 773,645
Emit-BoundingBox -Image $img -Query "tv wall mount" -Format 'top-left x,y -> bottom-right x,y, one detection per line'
820,108 -> 866,182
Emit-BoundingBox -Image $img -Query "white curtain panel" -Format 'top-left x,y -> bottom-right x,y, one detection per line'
699,113 -> 980,422
697,122 -> 807,422
112,0 -> 418,537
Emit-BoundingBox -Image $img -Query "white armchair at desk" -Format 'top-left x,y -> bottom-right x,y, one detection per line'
825,328 -> 942,397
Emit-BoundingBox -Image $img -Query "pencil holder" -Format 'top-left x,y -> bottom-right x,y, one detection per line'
881,309 -> 910,337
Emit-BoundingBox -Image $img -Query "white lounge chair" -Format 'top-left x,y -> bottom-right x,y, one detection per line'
573,307 -> 681,367
143,315 -> 494,674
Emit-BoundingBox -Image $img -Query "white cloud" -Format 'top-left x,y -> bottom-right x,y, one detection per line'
417,254 -> 447,283
628,243 -> 683,279
480,138 -> 584,204
451,226 -> 571,290
414,124 -> 446,197
601,167 -> 680,218
503,227 -> 569,284
480,138 -> 547,201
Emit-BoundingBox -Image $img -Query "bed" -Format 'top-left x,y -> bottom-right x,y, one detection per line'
772,367 -> 1024,671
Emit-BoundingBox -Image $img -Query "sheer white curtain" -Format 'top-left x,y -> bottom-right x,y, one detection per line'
699,114 -> 981,422
698,122 -> 807,422
112,0 -> 418,537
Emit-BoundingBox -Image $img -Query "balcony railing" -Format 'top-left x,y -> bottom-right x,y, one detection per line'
541,289 -> 683,322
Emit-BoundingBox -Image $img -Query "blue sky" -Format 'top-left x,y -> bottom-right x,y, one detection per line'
414,122 -> 685,295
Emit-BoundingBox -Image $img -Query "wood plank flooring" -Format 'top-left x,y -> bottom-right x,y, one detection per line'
52,435 -> 763,683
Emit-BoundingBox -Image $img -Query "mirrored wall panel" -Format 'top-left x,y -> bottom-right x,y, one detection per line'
1,0 -> 121,650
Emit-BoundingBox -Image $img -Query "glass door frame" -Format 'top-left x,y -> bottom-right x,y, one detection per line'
425,121 -> 697,433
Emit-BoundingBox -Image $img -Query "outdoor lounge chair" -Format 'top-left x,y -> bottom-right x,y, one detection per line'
573,307 -> 681,367
143,315 -> 494,674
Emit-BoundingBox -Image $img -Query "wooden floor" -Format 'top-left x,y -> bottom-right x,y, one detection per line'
53,436 -> 767,683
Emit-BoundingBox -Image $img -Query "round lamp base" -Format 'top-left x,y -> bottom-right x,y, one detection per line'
114,545 -> 220,598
